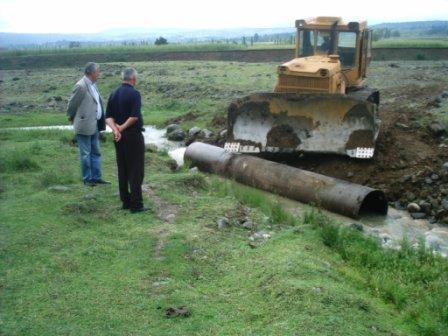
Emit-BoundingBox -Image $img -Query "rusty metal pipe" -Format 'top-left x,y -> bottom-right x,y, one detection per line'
184,142 -> 387,218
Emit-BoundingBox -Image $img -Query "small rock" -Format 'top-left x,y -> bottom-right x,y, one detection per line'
167,129 -> 186,141
419,201 -> 431,214
84,194 -> 96,200
200,129 -> 214,139
217,217 -> 229,229
442,198 -> 448,211
188,126 -> 202,138
48,185 -> 70,192
428,122 -> 446,137
166,123 -> 181,133
442,162 -> 448,171
431,174 -> 439,181
346,172 -> 354,178
249,231 -> 271,241
219,129 -> 228,138
350,223 -> 364,231
189,167 -> 199,173
430,198 -> 440,209
441,91 -> 448,98
407,202 -> 421,213
410,212 -> 426,220
241,219 -> 255,230
425,177 -> 433,185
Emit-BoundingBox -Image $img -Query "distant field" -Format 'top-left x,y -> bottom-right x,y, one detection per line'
373,38 -> 448,48
0,43 -> 263,57
2,38 -> 448,58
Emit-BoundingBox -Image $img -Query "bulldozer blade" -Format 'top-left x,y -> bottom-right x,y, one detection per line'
225,92 -> 380,159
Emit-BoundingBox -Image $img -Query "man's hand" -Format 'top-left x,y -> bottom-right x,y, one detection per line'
117,124 -> 123,133
113,129 -> 121,142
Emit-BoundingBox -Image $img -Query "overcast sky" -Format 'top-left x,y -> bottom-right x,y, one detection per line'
1,0 -> 447,33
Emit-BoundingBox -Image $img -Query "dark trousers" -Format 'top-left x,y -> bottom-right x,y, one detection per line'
114,131 -> 145,210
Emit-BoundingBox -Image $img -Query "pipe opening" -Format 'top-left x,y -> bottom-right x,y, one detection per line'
359,190 -> 388,216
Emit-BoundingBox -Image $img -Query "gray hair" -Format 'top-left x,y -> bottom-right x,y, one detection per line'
84,62 -> 100,75
122,68 -> 138,81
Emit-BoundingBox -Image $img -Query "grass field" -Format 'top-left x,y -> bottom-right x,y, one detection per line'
373,38 -> 448,48
0,61 -> 277,129
1,38 -> 447,58
1,129 -> 448,335
1,60 -> 448,335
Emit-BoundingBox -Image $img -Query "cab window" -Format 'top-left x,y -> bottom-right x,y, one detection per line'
299,30 -> 315,57
316,31 -> 331,54
338,32 -> 357,67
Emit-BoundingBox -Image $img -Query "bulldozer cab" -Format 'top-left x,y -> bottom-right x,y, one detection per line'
225,17 -> 380,159
295,17 -> 372,83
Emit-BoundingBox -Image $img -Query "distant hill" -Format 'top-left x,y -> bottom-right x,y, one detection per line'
372,20 -> 448,29
1,21 -> 447,49
0,27 -> 295,48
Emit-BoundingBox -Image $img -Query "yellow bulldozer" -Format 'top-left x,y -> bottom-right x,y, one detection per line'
225,17 -> 380,159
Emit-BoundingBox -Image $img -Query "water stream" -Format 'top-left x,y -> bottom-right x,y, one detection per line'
4,124 -> 448,256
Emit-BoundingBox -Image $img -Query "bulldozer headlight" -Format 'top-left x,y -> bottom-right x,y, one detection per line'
320,69 -> 329,77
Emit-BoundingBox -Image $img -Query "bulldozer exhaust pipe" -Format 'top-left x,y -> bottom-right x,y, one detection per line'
184,142 -> 388,218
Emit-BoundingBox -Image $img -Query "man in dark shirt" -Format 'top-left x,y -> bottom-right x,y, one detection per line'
105,68 -> 149,213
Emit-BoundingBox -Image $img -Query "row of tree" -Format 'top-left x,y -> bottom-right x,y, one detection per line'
372,28 -> 401,41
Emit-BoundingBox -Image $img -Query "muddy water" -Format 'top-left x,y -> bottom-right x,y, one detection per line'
360,209 -> 448,257
258,188 -> 448,257
5,125 -> 448,256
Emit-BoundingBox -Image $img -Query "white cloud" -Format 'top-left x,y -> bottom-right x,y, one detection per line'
0,0 -> 447,33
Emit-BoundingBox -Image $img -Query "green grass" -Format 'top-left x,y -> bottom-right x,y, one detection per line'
1,38 -> 447,59
1,60 -> 448,334
2,129 -> 444,335
0,111 -> 69,128
0,61 -> 276,130
373,38 -> 448,48
0,43 -> 247,57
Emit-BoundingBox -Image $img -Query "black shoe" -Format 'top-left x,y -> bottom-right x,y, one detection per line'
130,206 -> 151,213
94,179 -> 111,185
84,181 -> 97,187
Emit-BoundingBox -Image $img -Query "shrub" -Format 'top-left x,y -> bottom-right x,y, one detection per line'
154,37 -> 168,46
